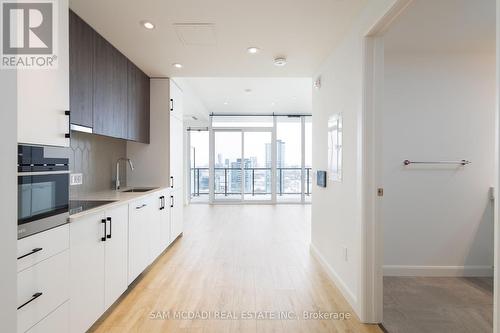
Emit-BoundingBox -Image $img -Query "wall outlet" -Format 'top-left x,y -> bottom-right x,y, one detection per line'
70,173 -> 83,186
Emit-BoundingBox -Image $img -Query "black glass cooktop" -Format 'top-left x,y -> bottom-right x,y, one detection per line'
69,200 -> 117,215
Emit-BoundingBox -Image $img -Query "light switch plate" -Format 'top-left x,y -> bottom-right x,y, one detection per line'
70,173 -> 83,186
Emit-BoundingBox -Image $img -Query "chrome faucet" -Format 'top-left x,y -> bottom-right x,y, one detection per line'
115,158 -> 134,190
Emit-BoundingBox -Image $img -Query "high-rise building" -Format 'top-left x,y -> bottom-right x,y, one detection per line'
265,140 -> 286,192
265,140 -> 285,168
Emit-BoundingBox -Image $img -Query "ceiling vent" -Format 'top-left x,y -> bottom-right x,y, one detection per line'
174,23 -> 217,46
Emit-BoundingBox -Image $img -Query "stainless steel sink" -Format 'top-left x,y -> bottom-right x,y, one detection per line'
122,187 -> 158,193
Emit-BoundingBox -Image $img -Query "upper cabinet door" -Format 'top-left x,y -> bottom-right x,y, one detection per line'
93,34 -> 128,139
169,80 -> 183,121
69,10 -> 94,128
127,62 -> 150,143
17,0 -> 70,147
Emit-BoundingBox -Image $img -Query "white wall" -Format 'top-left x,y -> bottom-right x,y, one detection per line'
382,51 -> 496,276
310,0 -> 400,317
0,70 -> 18,332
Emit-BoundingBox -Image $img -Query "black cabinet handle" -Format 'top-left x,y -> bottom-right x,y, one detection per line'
17,247 -> 43,260
101,219 -> 107,241
170,195 -> 174,208
159,196 -> 164,210
64,110 -> 71,139
18,292 -> 43,310
136,203 -> 147,210
106,217 -> 112,239
170,176 -> 174,188
170,98 -> 174,112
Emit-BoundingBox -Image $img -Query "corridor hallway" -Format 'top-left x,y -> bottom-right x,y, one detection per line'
91,205 -> 381,332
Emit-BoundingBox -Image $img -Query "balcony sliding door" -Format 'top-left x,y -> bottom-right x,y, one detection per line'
213,130 -> 243,201
243,130 -> 272,202
206,115 -> 311,204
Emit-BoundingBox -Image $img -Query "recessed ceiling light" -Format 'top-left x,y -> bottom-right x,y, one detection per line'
141,20 -> 155,30
271,102 -> 275,106
247,47 -> 260,54
223,101 -> 229,105
244,88 -> 252,93
172,63 -> 183,69
274,57 -> 287,67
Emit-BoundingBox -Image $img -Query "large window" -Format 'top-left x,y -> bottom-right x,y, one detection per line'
188,116 -> 311,204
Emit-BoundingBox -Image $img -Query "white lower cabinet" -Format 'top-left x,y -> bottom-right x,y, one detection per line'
69,204 -> 128,333
104,205 -> 129,309
128,196 -> 155,284
154,189 -> 171,255
69,211 -> 105,333
17,250 -> 70,333
25,301 -> 69,333
170,189 -> 183,241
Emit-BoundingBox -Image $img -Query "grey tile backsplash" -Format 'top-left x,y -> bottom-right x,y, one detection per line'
69,131 -> 127,198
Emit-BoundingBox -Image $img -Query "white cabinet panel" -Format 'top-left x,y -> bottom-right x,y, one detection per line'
169,81 -> 183,121
17,251 -> 69,333
69,211 -> 105,333
17,224 -> 69,273
25,301 -> 69,333
170,189 -> 183,241
151,189 -> 171,254
159,190 -> 171,249
128,196 -> 154,284
17,0 -> 70,147
170,116 -> 183,191
104,205 -> 128,309
150,192 -> 166,260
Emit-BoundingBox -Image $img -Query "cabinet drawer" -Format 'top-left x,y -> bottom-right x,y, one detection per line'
18,250 -> 70,333
25,301 -> 69,333
18,224 -> 69,272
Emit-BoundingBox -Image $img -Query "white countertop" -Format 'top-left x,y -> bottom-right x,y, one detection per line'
69,187 -> 170,220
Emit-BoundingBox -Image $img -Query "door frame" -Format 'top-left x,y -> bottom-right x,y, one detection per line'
361,0 -> 499,330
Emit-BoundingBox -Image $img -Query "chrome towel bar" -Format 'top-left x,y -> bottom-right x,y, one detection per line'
403,160 -> 471,166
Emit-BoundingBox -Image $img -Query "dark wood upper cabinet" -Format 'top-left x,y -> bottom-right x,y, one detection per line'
127,62 -> 150,143
69,10 -> 93,128
69,10 -> 150,143
92,33 -> 128,139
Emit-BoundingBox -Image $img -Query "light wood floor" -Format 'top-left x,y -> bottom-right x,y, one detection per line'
91,205 -> 382,333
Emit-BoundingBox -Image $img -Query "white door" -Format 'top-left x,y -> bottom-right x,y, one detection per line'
154,189 -> 171,250
170,189 -> 183,241
169,81 -> 183,121
170,115 -> 184,190
128,196 -> 154,284
104,205 -> 128,309
17,0 -> 70,147
69,212 -> 105,333
150,193 -> 164,260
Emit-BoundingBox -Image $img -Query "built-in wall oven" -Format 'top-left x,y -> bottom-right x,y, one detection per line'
18,145 -> 70,239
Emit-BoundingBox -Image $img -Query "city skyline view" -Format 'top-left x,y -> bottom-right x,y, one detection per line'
190,119 -> 312,201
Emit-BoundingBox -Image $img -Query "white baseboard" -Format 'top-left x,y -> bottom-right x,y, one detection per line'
309,243 -> 358,312
383,265 -> 494,277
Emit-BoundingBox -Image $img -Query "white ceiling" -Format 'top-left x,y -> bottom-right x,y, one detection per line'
69,0 -> 368,77
385,0 -> 495,53
176,77 -> 312,123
